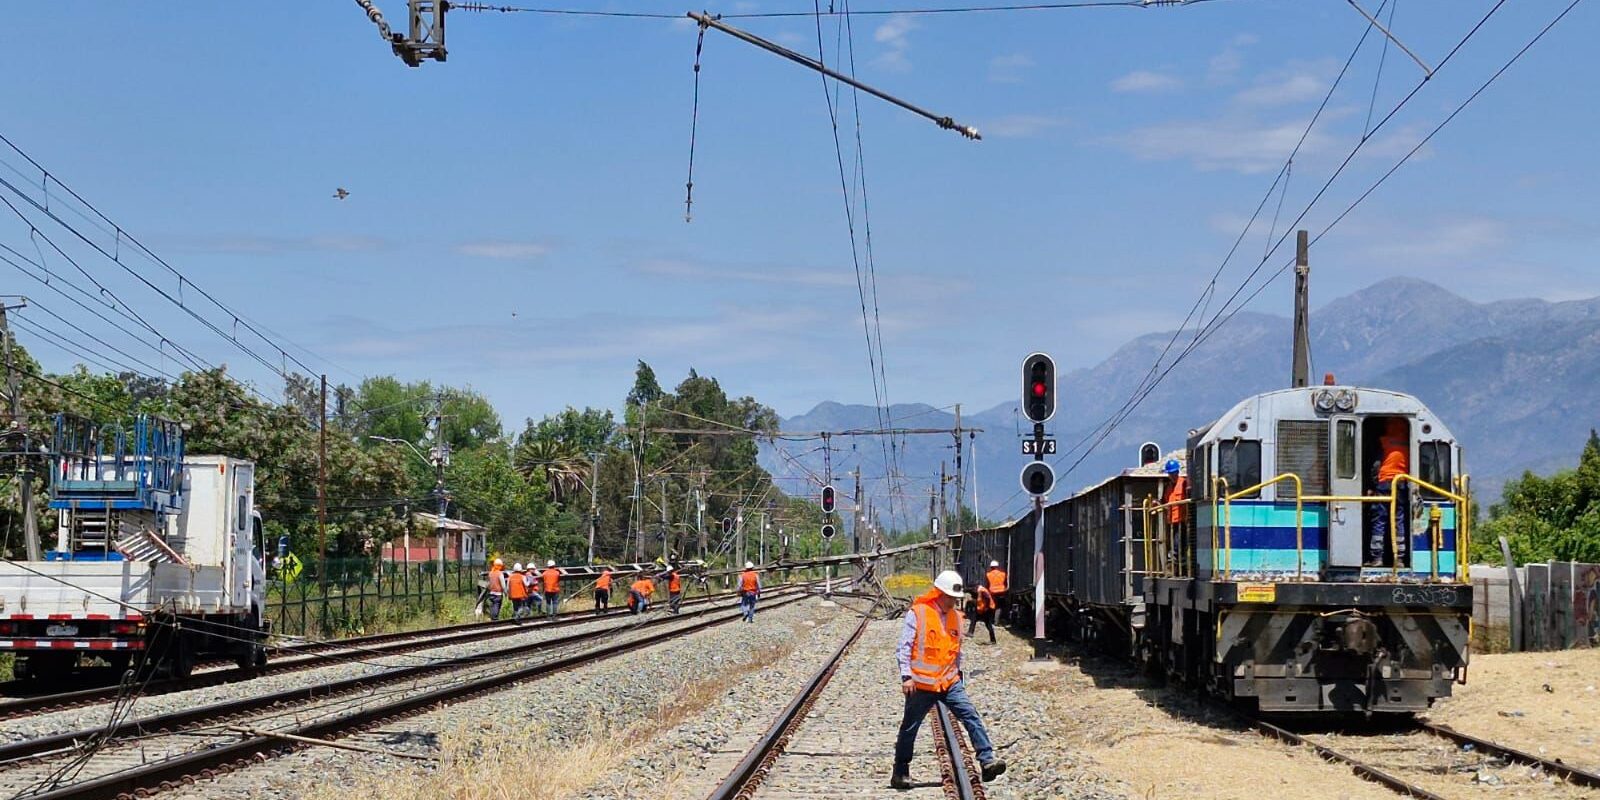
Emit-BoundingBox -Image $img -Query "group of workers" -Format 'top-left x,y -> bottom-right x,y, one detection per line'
481,559 -> 764,622
483,559 -> 564,620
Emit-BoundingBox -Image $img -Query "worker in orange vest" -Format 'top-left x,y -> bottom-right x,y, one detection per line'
739,562 -> 760,623
507,562 -> 531,621
628,572 -> 655,614
484,558 -> 506,620
983,560 -> 1008,622
1163,459 -> 1189,526
893,571 -> 1004,790
966,584 -> 997,644
594,567 -> 613,613
666,567 -> 684,615
540,560 -> 562,618
1370,418 -> 1412,566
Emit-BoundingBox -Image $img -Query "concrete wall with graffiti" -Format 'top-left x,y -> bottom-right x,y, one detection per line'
1470,562 -> 1600,652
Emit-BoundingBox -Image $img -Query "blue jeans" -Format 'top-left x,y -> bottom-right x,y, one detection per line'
1368,481 -> 1410,566
485,593 -> 503,620
544,592 -> 560,616
894,680 -> 995,773
740,592 -> 757,621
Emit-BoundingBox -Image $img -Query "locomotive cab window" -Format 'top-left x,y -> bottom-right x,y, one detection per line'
1418,441 -> 1453,499
1218,440 -> 1261,498
1335,420 -> 1358,480
1191,446 -> 1211,499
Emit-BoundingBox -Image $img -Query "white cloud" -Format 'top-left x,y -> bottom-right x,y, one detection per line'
873,15 -> 917,72
633,258 -> 857,288
1111,70 -> 1182,94
1114,116 -> 1333,174
1207,33 -> 1257,84
455,241 -> 552,261
163,234 -> 390,255
988,53 -> 1034,84
984,114 -> 1071,139
1234,61 -> 1333,106
1363,217 -> 1508,262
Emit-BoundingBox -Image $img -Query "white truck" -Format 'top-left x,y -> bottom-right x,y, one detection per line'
0,434 -> 269,682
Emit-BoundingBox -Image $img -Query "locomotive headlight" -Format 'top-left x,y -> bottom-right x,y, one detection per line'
1334,390 -> 1357,412
1313,390 -> 1336,413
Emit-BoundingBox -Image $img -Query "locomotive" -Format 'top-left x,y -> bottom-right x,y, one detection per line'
958,381 -> 1472,715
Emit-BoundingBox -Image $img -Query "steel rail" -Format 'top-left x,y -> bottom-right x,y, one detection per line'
1419,721 -> 1600,789
0,590 -> 806,768
934,703 -> 985,800
704,616 -> 869,800
0,585 -> 780,720
1249,717 -> 1448,800
21,595 -> 807,800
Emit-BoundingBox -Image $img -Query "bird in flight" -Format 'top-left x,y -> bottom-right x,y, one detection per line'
333,188 -> 350,200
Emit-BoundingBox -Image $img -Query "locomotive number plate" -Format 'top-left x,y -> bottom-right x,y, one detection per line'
45,624 -> 79,638
1237,583 -> 1276,603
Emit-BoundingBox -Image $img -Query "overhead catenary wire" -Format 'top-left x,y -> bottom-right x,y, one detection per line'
458,0 -> 1225,18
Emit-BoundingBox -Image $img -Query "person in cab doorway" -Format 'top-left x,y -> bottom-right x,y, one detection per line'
629,572 -> 654,614
1369,419 -> 1412,566
739,562 -> 760,623
541,561 -> 562,618
508,562 -> 531,621
595,567 -> 613,613
892,570 -> 1005,790
666,566 -> 684,614
966,582 -> 997,644
484,558 -> 507,620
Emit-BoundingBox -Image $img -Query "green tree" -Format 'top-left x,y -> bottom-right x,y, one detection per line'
1475,430 -> 1600,564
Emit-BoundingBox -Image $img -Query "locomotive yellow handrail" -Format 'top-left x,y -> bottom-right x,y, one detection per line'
1142,495 -> 1196,579
1219,473 -> 1305,581
1211,476 -> 1229,575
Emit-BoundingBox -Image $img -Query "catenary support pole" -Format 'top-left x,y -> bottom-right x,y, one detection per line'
1032,495 -> 1048,659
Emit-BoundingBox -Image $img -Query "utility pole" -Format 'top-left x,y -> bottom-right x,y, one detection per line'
317,374 -> 328,582
735,509 -> 745,567
938,460 -> 948,572
695,477 -> 707,561
852,469 -> 863,555
633,400 -> 647,561
928,483 -> 938,578
430,394 -> 450,566
659,479 -> 669,561
1292,229 -> 1312,389
953,404 -> 964,535
586,452 -> 600,564
0,301 -> 40,562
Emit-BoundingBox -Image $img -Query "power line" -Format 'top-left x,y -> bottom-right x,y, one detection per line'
459,0 -> 1226,19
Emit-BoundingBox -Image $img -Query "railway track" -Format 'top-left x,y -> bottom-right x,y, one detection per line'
0,585 -> 792,721
1247,714 -> 1600,799
704,617 -> 986,800
0,592 -> 811,800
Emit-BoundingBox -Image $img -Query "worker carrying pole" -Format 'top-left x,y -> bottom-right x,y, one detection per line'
892,570 -> 1006,790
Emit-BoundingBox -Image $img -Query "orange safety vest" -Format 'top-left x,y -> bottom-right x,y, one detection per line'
542,567 -> 561,593
740,570 -> 759,593
668,572 -> 682,593
507,571 -> 528,601
1378,435 -> 1409,484
488,568 -> 505,594
596,572 -> 612,591
986,568 -> 1007,595
975,586 -> 994,615
1167,476 -> 1190,525
907,590 -> 962,693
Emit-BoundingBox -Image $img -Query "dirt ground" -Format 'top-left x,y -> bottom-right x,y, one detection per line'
1424,648 -> 1600,772
977,637 -> 1400,800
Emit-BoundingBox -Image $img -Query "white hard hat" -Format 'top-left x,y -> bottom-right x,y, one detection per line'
745,561 -> 754,569
512,562 -> 524,572
493,558 -> 504,567
989,560 -> 1000,568
547,560 -> 555,567
933,570 -> 966,599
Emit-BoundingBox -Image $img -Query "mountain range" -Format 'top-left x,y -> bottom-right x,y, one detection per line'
758,278 -> 1600,526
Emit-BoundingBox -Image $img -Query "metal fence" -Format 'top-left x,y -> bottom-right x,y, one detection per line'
1470,561 -> 1600,653
267,558 -> 482,639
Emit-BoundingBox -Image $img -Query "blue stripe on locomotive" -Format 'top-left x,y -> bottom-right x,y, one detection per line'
1196,501 -> 1458,577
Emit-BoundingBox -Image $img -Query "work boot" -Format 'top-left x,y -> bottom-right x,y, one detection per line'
889,772 -> 913,790
980,759 -> 1007,782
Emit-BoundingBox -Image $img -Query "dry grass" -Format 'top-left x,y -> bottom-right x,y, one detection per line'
1425,647 -> 1600,770
306,612 -> 820,800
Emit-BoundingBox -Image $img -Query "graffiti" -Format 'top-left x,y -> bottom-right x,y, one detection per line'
1391,585 -> 1460,606
1576,564 -> 1600,647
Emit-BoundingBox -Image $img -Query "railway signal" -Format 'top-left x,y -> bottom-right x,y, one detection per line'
1140,442 -> 1162,466
1022,353 -> 1057,423
1020,461 -> 1055,497
820,485 -> 836,514
721,517 -> 733,536
821,523 -> 836,540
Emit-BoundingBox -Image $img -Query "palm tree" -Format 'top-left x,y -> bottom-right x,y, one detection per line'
514,438 -> 588,505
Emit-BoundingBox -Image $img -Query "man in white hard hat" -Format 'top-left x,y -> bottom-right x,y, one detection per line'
540,560 -> 562,618
892,570 -> 1005,790
738,561 -> 760,622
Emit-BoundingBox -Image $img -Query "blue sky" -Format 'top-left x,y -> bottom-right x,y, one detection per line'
2,0 -> 1596,430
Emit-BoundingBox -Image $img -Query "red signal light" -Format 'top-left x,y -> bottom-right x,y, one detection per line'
1031,382 -> 1046,397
